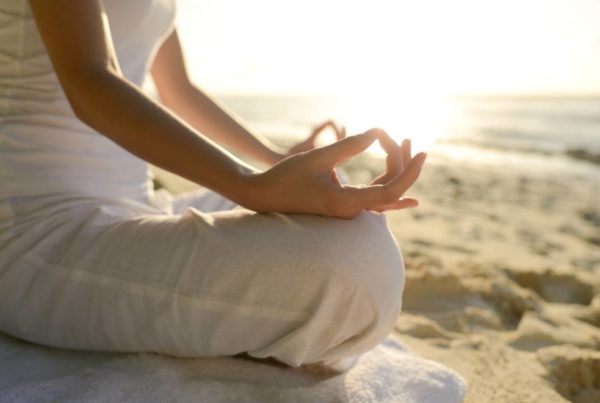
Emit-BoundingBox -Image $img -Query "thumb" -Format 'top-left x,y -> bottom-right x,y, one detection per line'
312,128 -> 380,167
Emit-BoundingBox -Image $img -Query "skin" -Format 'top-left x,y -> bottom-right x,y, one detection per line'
151,30 -> 289,166
27,0 -> 426,219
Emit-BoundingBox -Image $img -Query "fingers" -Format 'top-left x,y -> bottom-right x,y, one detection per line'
308,119 -> 345,147
377,129 -> 399,155
401,138 -> 411,171
314,127 -> 409,172
345,151 -> 427,209
323,120 -> 345,140
307,127 -> 322,143
330,169 -> 341,186
384,151 -> 426,198
338,125 -> 347,140
312,129 -> 380,167
371,197 -> 419,212
307,121 -> 333,146
372,134 -> 403,185
372,137 -> 412,185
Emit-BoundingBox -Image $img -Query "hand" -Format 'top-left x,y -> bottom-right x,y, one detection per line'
286,120 -> 346,156
244,128 -> 427,219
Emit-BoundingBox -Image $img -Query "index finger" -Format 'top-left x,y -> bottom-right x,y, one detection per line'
311,129 -> 379,167
337,125 -> 347,140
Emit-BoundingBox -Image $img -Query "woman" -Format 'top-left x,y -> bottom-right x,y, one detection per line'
0,0 -> 426,369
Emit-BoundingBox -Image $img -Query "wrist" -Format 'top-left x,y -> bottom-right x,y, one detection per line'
233,170 -> 271,212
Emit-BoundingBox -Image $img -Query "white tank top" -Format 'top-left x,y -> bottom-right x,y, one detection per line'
0,0 -> 176,201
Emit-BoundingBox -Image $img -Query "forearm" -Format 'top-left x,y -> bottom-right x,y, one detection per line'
70,69 -> 257,204
160,85 -> 285,165
27,0 -> 262,205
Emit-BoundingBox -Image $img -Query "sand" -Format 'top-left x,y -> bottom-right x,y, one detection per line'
153,150 -> 600,402
383,153 -> 600,403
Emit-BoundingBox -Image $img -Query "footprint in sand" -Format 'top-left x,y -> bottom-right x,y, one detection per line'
395,313 -> 456,341
504,268 -> 597,305
401,267 -> 540,334
538,346 -> 600,403
507,310 -> 600,352
574,296 -> 600,328
579,208 -> 600,229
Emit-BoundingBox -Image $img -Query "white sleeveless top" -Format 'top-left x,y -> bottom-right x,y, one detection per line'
0,0 -> 176,201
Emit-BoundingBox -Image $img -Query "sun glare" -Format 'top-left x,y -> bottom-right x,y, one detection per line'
336,91 -> 449,155
176,0 -> 600,162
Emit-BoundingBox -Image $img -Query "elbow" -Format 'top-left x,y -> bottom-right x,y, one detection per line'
65,91 -> 91,124
59,66 -> 118,128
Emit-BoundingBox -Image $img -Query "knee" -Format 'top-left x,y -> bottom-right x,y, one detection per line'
248,211 -> 405,366
312,211 -> 405,356
336,211 -> 405,326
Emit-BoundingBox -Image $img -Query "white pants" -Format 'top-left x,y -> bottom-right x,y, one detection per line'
0,189 -> 404,367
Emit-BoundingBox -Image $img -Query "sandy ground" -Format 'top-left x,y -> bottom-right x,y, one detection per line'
154,150 -> 600,403
382,154 -> 600,403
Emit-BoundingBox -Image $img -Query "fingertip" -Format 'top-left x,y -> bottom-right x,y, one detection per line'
393,198 -> 419,210
316,130 -> 379,165
363,127 -> 381,137
403,198 -> 419,207
378,132 -> 399,152
403,138 -> 413,160
405,152 -> 427,171
358,131 -> 374,141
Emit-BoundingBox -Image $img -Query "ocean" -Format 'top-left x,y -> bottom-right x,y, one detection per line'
217,94 -> 600,181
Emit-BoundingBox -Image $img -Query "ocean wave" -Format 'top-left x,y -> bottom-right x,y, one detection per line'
438,136 -> 558,156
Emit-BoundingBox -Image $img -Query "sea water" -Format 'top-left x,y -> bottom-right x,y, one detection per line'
218,94 -> 600,181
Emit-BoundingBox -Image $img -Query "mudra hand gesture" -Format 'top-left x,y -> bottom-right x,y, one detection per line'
286,120 -> 347,156
246,128 -> 426,219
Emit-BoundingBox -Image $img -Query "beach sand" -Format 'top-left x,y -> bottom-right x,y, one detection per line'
384,154 -> 600,403
153,151 -> 600,402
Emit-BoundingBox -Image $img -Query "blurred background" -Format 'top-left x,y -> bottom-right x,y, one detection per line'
173,0 -> 600,171
160,2 -> 600,401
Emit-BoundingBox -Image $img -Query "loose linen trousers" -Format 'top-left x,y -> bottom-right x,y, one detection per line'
0,189 -> 405,367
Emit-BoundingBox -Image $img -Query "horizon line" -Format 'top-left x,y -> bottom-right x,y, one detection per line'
212,90 -> 600,99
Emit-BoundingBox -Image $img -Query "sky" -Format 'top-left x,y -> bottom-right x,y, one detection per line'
175,0 -> 600,97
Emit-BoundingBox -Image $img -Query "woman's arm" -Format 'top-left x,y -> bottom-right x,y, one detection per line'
151,31 -> 286,166
28,0 -> 257,204
29,0 -> 426,219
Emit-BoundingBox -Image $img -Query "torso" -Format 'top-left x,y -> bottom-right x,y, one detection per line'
0,0 -> 176,202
